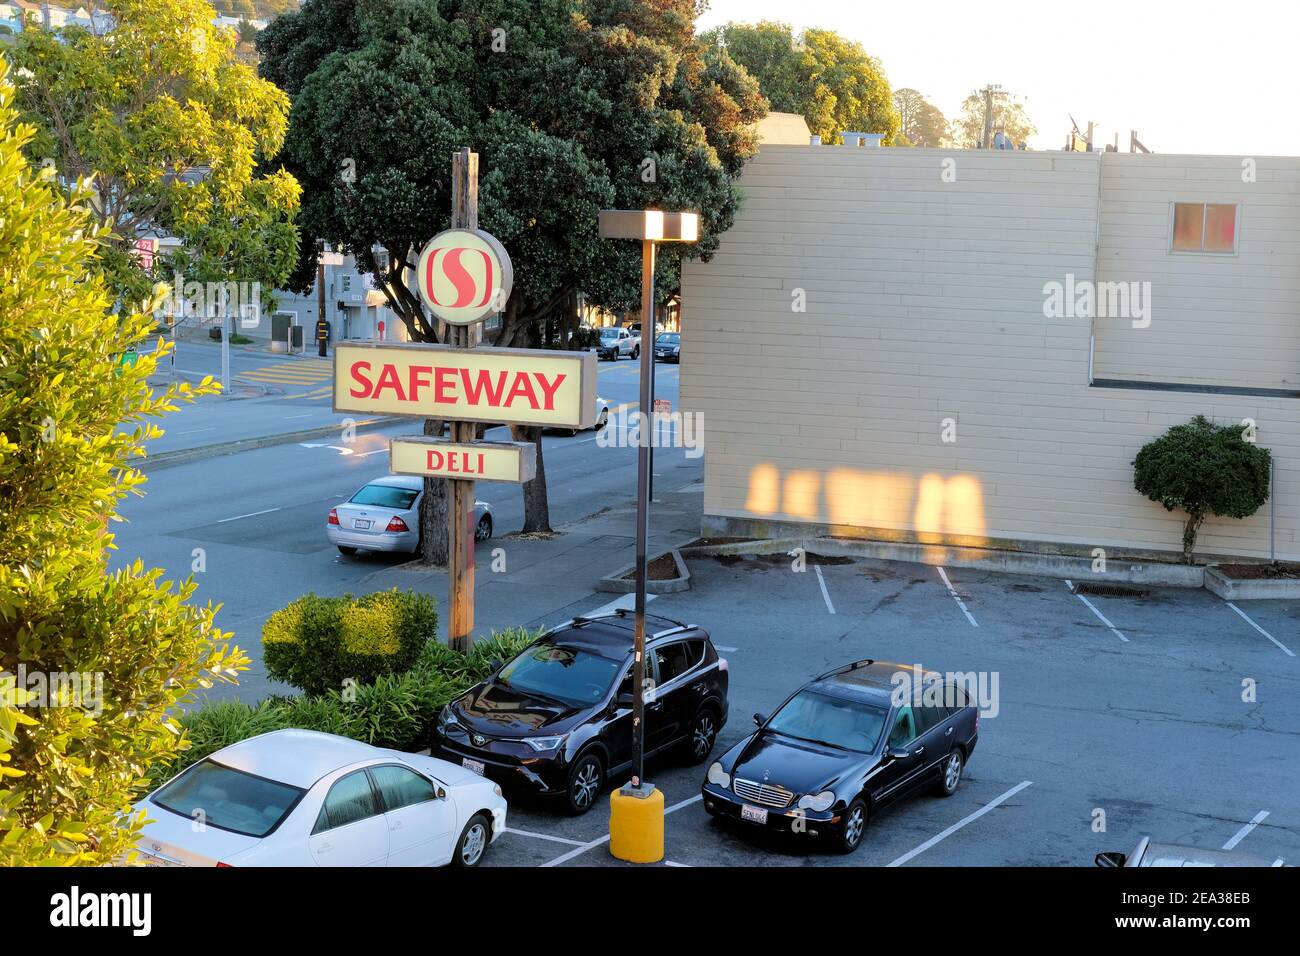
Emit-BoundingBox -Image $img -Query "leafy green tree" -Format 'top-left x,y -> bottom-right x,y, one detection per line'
1133,416 -> 1271,563
953,86 -> 1035,149
893,88 -> 948,147
0,60 -> 248,865
7,0 -> 300,310
701,20 -> 900,146
259,0 -> 765,549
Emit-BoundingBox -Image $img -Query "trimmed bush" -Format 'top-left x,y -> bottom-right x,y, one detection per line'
262,590 -> 438,695
1133,415 -> 1272,563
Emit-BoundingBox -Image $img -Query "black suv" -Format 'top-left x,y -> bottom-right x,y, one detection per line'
433,611 -> 729,814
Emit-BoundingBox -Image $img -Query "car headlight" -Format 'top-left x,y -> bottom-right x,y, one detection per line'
797,790 -> 836,812
437,705 -> 460,734
523,735 -> 566,752
706,761 -> 730,788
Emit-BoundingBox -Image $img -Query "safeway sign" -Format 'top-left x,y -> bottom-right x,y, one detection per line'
417,227 -> 513,326
334,342 -> 597,430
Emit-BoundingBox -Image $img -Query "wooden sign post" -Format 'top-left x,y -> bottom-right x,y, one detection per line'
448,148 -> 478,653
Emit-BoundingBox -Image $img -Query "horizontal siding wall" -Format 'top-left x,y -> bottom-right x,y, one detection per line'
1093,153 -> 1300,389
681,145 -> 1300,561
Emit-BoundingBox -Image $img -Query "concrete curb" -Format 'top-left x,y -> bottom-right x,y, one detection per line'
596,549 -> 692,594
140,417 -> 405,471
1204,566 -> 1300,600
681,536 -> 1207,588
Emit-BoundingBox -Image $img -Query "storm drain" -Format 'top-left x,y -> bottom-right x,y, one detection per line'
1070,582 -> 1150,599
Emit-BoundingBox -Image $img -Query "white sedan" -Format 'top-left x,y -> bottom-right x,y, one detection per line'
134,729 -> 507,867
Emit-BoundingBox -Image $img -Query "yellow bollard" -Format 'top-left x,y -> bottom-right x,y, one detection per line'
608,785 -> 664,863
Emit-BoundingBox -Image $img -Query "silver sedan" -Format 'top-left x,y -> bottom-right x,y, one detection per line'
328,474 -> 493,557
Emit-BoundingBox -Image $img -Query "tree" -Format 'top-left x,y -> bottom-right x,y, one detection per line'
893,88 -> 948,147
7,0 -> 300,309
259,0 -> 765,556
953,86 -> 1035,149
0,60 -> 248,865
1133,416 -> 1271,563
701,20 -> 900,146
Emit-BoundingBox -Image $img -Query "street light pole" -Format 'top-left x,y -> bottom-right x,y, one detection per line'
630,236 -> 656,789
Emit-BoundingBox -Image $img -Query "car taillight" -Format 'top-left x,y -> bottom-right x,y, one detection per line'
328,508 -> 339,526
386,516 -> 409,532
718,657 -> 728,672
216,861 -> 233,868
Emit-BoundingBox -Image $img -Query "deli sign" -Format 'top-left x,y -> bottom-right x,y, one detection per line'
334,342 -> 597,430
390,437 -> 536,484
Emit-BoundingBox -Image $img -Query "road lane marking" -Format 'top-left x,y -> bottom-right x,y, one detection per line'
937,566 -> 978,627
814,565 -> 836,615
172,427 -> 217,435
1064,580 -> 1128,642
539,794 -> 701,868
1222,810 -> 1269,850
505,827 -> 587,847
1225,602 -> 1295,657
216,507 -> 280,523
887,780 -> 1033,867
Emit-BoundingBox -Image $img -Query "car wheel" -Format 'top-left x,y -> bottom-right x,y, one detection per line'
632,346 -> 639,359
682,707 -> 719,765
337,545 -> 358,556
475,515 -> 492,541
836,799 -> 868,854
565,751 -> 603,815
453,813 -> 491,867
937,748 -> 964,797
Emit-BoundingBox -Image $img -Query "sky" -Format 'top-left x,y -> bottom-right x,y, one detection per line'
698,0 -> 1300,156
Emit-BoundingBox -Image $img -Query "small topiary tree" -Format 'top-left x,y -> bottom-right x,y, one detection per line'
1133,415 -> 1271,563
262,590 -> 438,696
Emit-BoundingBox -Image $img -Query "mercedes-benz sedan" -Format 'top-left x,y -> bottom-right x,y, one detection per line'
328,474 -> 492,556
701,659 -> 978,854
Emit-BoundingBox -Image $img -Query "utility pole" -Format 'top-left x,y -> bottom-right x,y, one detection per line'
979,84 -> 1002,149
448,148 -> 478,652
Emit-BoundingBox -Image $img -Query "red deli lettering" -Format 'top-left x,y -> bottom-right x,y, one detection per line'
349,361 -> 566,411
426,449 -> 487,475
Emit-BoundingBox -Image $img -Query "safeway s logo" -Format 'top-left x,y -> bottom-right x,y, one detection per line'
423,245 -> 494,310
416,227 -> 513,326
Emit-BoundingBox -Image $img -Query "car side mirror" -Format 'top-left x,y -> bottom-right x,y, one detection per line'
752,712 -> 766,728
616,692 -> 634,709
488,658 -> 503,674
887,747 -> 910,761
1095,851 -> 1126,868
436,787 -> 447,800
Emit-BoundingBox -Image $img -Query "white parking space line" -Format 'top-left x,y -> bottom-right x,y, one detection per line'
505,827 -> 587,847
1063,580 -> 1128,642
887,781 -> 1033,867
936,567 -> 978,627
539,794 -> 702,867
216,507 -> 280,523
664,860 -> 690,867
814,566 -> 836,615
1222,810 -> 1269,850
1272,858 -> 1286,867
714,644 -> 739,652
1225,602 -> 1295,657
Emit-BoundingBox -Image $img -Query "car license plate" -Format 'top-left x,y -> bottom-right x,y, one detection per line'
354,519 -> 372,530
462,758 -> 485,776
740,805 -> 768,824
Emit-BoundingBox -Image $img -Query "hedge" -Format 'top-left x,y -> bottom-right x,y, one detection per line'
150,627 -> 539,786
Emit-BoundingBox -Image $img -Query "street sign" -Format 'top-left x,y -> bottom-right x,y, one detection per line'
416,227 -> 513,326
390,436 -> 537,484
333,341 -> 597,430
653,398 -> 672,414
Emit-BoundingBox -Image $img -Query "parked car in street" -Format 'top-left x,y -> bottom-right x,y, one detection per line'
433,609 -> 729,815
328,475 -> 492,556
701,659 -> 978,854
654,332 -> 680,363
1096,837 -> 1284,867
597,325 -> 638,360
134,730 -> 507,867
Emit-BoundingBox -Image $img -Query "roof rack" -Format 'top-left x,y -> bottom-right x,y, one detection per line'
566,609 -> 691,636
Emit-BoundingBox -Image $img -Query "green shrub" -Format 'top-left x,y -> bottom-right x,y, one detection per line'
263,590 -> 438,695
1133,415 -> 1271,563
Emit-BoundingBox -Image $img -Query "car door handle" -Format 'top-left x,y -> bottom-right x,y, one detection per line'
945,726 -> 954,736
912,747 -> 925,757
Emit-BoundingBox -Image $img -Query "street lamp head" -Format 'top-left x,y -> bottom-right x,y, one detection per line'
598,209 -> 699,243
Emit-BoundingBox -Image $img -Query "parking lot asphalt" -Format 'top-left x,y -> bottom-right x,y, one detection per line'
482,554 -> 1300,867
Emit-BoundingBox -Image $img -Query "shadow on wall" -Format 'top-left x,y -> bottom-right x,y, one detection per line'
744,464 -> 987,539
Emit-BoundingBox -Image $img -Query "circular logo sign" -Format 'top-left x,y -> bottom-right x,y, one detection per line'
416,228 -> 513,326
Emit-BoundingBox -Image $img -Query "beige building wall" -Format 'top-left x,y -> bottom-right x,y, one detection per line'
680,145 -> 1299,561
1093,153 -> 1300,391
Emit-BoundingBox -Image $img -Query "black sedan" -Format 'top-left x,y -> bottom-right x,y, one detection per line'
433,610 -> 729,814
701,659 -> 978,853
654,332 -> 680,363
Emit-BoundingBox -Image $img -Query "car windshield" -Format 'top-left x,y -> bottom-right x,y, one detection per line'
496,643 -> 622,708
658,334 -> 679,344
350,484 -> 418,509
766,689 -> 887,754
599,328 -> 620,339
152,759 -> 304,837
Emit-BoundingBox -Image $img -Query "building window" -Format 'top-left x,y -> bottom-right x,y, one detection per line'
1171,202 -> 1238,254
